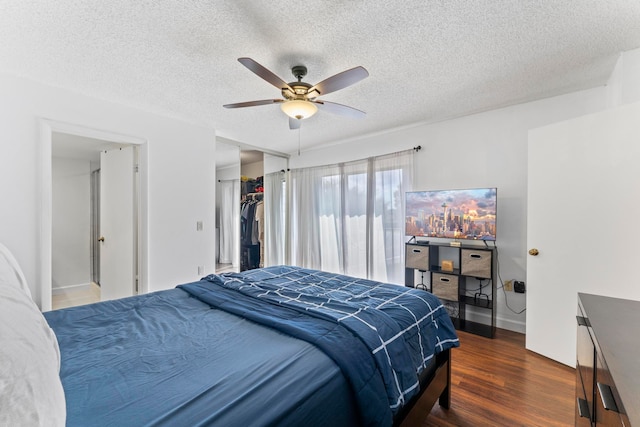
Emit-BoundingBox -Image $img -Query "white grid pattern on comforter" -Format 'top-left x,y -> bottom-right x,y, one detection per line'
207,265 -> 459,413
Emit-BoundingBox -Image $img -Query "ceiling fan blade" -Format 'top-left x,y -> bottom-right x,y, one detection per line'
238,58 -> 293,92
313,100 -> 366,119
223,99 -> 284,109
308,66 -> 369,97
289,117 -> 302,130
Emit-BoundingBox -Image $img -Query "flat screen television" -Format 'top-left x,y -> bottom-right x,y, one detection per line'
405,187 -> 497,240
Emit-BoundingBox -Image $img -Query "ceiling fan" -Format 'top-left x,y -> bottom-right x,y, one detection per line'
223,57 -> 369,130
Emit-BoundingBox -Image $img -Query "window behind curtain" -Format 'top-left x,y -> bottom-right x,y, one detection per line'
287,150 -> 413,284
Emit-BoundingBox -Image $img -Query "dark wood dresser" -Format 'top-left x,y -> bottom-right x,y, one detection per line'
576,293 -> 640,426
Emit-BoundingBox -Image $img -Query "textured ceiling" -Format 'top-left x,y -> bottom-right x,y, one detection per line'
2,1 -> 640,155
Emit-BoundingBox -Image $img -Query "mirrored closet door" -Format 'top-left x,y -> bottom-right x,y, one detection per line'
215,140 -> 240,273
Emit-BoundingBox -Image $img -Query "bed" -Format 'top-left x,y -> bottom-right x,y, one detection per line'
1,244 -> 459,427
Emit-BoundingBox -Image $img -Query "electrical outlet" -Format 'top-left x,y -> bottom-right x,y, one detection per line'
198,266 -> 204,275
504,280 -> 513,291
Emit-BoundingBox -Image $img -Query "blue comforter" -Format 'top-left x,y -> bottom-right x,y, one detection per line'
179,266 -> 459,426
46,288 -> 361,427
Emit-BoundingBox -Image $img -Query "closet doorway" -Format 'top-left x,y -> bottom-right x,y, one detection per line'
214,143 -> 265,273
239,150 -> 264,271
49,130 -> 142,310
215,137 -> 288,274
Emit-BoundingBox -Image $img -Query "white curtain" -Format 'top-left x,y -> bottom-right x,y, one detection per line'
288,150 -> 413,284
264,171 -> 286,266
218,179 -> 239,266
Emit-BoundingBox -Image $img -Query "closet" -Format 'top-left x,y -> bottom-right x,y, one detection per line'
215,138 -> 289,274
215,140 -> 264,273
240,191 -> 263,270
239,151 -> 264,271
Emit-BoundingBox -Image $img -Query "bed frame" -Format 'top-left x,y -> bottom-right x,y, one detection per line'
395,348 -> 452,426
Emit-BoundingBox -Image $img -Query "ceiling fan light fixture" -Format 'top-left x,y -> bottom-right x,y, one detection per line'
281,99 -> 318,120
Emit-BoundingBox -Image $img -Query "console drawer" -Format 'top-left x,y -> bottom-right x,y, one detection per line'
431,273 -> 459,301
460,249 -> 492,278
406,244 -> 429,270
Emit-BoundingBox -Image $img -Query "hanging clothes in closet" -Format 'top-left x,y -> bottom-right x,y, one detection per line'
255,199 -> 264,268
240,192 -> 263,271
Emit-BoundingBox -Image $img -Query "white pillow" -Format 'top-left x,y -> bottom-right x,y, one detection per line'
0,243 -> 66,427
0,243 -> 32,299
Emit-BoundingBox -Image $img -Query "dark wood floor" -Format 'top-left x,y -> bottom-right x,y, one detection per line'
425,328 -> 575,426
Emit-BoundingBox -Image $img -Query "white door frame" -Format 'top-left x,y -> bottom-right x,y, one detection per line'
39,119 -> 147,311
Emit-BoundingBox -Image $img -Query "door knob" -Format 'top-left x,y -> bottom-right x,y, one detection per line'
528,248 -> 539,256
98,236 -> 105,242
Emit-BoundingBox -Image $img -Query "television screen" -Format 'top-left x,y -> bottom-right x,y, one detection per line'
405,188 -> 497,240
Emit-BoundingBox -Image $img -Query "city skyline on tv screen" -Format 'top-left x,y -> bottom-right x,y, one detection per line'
405,188 -> 497,240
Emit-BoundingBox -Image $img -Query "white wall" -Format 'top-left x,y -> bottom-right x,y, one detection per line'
241,160 -> 264,180
290,84 -> 607,333
263,153 -> 288,175
606,48 -> 640,108
0,73 -> 216,309
51,157 -> 91,289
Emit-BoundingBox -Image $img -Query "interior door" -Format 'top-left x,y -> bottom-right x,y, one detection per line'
526,102 -> 640,367
99,146 -> 136,301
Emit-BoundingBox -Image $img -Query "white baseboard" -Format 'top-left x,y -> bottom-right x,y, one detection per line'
52,282 -> 93,295
464,307 -> 526,334
496,316 -> 526,334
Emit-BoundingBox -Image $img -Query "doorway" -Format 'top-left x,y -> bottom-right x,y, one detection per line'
239,149 -> 264,271
51,133 -> 139,309
39,120 -> 146,311
214,137 -> 289,275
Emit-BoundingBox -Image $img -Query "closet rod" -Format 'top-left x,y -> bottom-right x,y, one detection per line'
243,191 -> 264,201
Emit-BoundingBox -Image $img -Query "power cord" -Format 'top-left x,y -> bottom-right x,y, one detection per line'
495,244 -> 526,315
464,278 -> 489,294
485,241 -> 526,315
